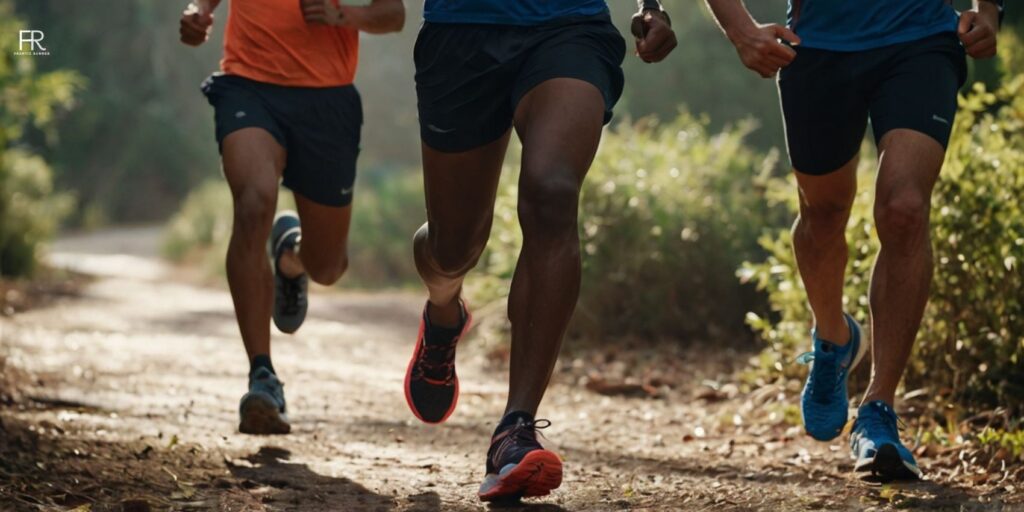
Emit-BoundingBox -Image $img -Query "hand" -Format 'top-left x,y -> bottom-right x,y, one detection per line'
179,2 -> 214,46
958,3 -> 999,59
633,11 -> 677,63
300,0 -> 348,26
728,23 -> 800,78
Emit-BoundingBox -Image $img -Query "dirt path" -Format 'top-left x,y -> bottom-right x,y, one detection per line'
0,229 -> 1019,511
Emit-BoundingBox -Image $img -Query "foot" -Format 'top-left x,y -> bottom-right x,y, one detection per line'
404,301 -> 471,424
238,367 -> 291,435
269,211 -> 308,334
851,401 -> 922,481
478,415 -> 563,502
798,313 -> 868,441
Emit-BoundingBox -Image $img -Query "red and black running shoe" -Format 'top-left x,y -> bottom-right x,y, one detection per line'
404,301 -> 472,424
478,416 -> 563,502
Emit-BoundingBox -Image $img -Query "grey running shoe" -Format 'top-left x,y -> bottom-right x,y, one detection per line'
239,367 -> 290,435
269,211 -> 308,334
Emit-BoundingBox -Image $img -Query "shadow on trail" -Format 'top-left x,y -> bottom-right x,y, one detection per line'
228,445 -> 397,511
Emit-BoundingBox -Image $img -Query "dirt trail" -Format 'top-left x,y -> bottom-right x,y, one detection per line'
0,229 -> 1018,511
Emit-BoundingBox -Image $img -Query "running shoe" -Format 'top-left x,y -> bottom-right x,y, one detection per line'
798,313 -> 868,441
851,400 -> 922,481
478,416 -> 563,502
404,301 -> 471,424
238,366 -> 290,434
269,211 -> 307,334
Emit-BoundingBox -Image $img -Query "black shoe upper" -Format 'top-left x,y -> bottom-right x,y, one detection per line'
486,416 -> 550,474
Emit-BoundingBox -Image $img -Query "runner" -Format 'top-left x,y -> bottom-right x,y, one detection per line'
403,0 -> 677,502
179,0 -> 404,435
705,0 -> 1003,481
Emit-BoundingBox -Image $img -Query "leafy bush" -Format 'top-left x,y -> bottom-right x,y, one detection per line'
476,114 -> 786,341
163,168 -> 423,288
0,0 -> 79,277
742,77 -> 1024,414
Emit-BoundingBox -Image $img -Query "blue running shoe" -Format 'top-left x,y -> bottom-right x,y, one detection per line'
798,313 -> 868,441
239,367 -> 291,435
851,400 -> 922,481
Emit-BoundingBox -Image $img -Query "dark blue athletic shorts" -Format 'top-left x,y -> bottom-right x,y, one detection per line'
414,14 -> 626,153
778,32 -> 967,175
201,73 -> 362,207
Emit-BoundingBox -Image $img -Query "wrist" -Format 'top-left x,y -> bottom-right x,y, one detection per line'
725,20 -> 760,45
978,0 -> 1004,27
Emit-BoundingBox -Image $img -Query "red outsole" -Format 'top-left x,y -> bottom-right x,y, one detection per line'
403,302 -> 473,425
478,450 -> 563,502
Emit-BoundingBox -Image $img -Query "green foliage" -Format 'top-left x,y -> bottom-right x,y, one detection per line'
477,114 -> 786,340
0,0 -> 78,277
742,78 -> 1024,414
162,170 -> 422,288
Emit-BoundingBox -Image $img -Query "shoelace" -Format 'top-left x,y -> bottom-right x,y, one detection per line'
491,419 -> 551,465
279,277 -> 304,315
859,403 -> 907,440
415,341 -> 458,383
797,349 -> 839,403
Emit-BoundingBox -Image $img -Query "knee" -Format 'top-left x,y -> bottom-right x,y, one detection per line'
428,225 -> 489,276
518,174 -> 580,237
232,186 -> 276,237
798,199 -> 853,237
305,254 -> 349,286
875,193 -> 930,246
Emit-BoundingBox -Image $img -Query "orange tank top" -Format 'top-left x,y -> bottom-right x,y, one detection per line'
221,0 -> 359,88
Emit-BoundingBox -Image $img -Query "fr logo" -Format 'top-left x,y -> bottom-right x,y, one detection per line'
16,30 -> 49,56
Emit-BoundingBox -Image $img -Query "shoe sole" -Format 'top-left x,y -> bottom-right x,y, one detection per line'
478,449 -> 563,502
239,392 -> 291,435
855,443 -> 922,482
270,211 -> 306,335
403,303 -> 473,425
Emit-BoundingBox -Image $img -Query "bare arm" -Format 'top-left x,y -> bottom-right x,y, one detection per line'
704,0 -> 800,78
301,0 -> 405,34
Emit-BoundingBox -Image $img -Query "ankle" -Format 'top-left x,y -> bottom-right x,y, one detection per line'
250,354 -> 275,375
814,315 -> 851,345
426,298 -> 463,328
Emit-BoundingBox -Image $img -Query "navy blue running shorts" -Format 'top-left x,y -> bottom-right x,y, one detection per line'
202,73 -> 362,207
778,32 -> 967,175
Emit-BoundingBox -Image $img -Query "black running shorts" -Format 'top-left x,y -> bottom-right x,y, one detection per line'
414,14 -> 626,153
778,32 -> 967,175
202,73 -> 363,207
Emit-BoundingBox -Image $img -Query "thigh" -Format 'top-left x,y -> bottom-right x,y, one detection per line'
414,22 -> 520,153
221,127 -> 286,199
514,78 -> 606,188
874,129 -> 945,207
511,15 -> 626,128
294,193 -> 352,264
778,48 -> 869,176
280,85 -> 363,208
422,133 -> 511,243
869,33 -> 965,151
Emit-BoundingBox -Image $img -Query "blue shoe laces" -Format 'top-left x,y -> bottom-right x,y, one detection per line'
797,347 -> 840,403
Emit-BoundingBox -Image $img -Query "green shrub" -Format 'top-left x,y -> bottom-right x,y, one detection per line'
476,114 -> 786,341
162,168 -> 423,288
0,150 -> 74,276
742,77 -> 1024,414
0,0 -> 79,277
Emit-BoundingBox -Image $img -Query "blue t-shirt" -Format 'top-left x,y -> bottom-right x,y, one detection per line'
787,0 -> 959,51
424,0 -> 608,25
